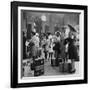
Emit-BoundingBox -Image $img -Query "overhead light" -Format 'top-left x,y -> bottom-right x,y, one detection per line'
41,15 -> 46,21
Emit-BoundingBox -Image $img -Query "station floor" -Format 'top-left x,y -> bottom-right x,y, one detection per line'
44,60 -> 79,76
23,59 -> 79,77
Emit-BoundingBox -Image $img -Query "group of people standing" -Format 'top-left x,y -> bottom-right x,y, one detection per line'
23,25 -> 79,74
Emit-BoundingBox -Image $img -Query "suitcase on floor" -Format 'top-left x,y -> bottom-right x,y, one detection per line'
34,58 -> 44,76
59,62 -> 64,72
51,58 -> 62,67
58,58 -> 63,62
55,58 -> 59,66
55,57 -> 63,66
68,62 -> 72,73
59,58 -> 64,72
59,59 -> 72,73
51,58 -> 56,66
34,67 -> 44,76
63,61 -> 70,72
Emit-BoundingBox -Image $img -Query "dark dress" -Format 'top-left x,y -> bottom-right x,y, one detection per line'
53,41 -> 61,66
60,40 -> 66,59
64,38 -> 78,59
53,41 -> 61,54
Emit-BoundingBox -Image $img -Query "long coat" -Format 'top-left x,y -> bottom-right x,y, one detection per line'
30,35 -> 38,57
60,40 -> 66,59
64,38 -> 78,59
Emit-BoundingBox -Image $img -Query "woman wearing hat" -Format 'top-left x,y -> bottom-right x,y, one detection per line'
30,29 -> 39,58
64,31 -> 78,73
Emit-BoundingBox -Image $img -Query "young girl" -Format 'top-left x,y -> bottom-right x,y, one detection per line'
49,38 -> 54,61
41,35 -> 48,61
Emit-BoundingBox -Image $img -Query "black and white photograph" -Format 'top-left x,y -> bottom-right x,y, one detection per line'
21,10 -> 80,77
11,1 -> 87,88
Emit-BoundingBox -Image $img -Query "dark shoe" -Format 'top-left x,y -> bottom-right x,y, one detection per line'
69,69 -> 76,74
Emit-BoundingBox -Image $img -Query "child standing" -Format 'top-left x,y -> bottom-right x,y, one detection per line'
41,35 -> 48,61
48,38 -> 54,61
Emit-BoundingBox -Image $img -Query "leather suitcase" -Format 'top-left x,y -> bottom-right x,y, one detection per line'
34,58 -> 44,76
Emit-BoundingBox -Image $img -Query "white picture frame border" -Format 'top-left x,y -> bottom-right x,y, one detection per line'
18,6 -> 84,84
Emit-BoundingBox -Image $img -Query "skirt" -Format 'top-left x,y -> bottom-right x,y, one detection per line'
31,46 -> 38,57
68,45 -> 78,59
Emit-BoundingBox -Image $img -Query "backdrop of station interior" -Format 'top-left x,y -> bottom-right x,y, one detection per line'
21,10 -> 79,39
21,10 -> 80,77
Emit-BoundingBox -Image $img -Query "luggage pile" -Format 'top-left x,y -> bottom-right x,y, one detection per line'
59,59 -> 75,73
22,57 -> 44,77
51,57 -> 75,74
30,48 -> 44,76
23,48 -> 44,77
34,58 -> 44,76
